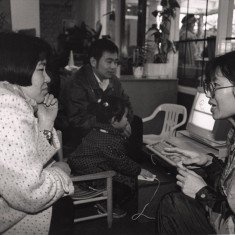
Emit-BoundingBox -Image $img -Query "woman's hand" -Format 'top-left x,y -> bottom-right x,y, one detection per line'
176,165 -> 207,199
162,147 -> 213,167
52,162 -> 71,176
37,94 -> 58,130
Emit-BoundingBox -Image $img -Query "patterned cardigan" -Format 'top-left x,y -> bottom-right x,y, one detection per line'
0,82 -> 74,235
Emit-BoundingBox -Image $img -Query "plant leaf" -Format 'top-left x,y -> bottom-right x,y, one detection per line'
152,10 -> 159,18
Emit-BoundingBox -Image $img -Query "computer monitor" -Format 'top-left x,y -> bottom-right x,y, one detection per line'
186,87 -> 231,147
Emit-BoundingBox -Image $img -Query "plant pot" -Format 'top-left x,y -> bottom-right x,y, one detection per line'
144,63 -> 169,79
133,66 -> 144,79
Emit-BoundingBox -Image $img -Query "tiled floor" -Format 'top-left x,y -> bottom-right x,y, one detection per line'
72,151 -> 177,235
72,199 -> 156,235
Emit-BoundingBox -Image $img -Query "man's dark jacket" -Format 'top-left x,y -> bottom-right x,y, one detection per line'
56,64 -> 132,151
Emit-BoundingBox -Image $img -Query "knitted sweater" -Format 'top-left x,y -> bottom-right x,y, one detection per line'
0,82 -> 74,235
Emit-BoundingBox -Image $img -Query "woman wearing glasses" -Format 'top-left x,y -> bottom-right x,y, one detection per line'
156,51 -> 235,235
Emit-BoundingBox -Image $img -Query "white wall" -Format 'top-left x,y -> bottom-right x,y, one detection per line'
72,0 -> 108,36
10,0 -> 40,36
72,0 -> 95,29
99,0 -> 109,36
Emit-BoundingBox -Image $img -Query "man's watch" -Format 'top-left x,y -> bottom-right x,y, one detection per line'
43,130 -> 53,142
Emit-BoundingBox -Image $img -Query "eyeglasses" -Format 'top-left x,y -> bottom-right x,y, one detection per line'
203,81 -> 235,98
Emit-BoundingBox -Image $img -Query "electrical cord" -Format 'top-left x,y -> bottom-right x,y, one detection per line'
150,153 -> 158,165
131,177 -> 160,221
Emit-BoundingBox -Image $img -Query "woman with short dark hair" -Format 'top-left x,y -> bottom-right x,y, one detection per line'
156,51 -> 235,234
0,32 -> 74,235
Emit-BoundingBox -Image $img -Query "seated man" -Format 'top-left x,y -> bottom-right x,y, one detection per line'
56,38 -> 143,160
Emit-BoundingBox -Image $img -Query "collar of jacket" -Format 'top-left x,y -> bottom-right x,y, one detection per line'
82,64 -> 116,92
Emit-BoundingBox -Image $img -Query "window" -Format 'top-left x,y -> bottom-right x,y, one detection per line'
110,0 -> 235,83
177,0 -> 219,87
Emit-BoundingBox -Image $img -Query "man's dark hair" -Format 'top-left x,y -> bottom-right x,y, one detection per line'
88,38 -> 118,61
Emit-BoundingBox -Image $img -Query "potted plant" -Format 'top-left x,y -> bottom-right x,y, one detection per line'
144,0 -> 180,78
132,46 -> 146,79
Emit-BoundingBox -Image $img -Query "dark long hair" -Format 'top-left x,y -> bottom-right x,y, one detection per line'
0,32 -> 52,86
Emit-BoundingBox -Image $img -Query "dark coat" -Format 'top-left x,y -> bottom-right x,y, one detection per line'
68,123 -> 141,186
56,64 -> 132,150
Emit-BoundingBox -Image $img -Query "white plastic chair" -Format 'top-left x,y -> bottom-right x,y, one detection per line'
142,103 -> 187,145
